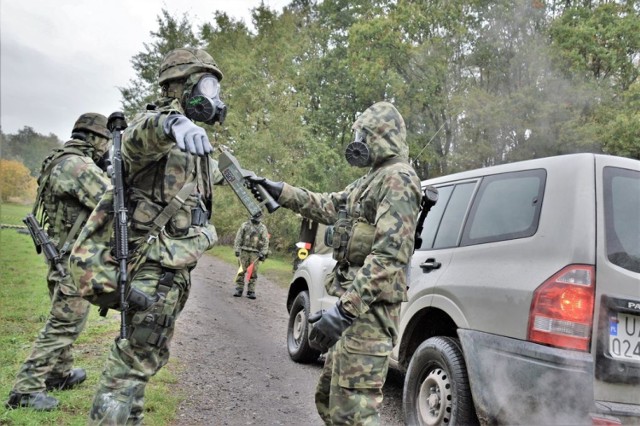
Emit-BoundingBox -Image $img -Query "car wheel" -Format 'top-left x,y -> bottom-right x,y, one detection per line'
287,291 -> 320,363
403,336 -> 478,426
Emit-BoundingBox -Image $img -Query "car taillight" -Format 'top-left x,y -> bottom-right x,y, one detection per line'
528,265 -> 595,351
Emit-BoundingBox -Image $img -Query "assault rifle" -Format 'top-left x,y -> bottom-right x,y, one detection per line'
414,185 -> 439,250
107,112 -> 129,339
23,213 -> 67,276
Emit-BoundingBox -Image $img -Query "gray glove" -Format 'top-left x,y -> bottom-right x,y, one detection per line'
308,302 -> 355,352
163,114 -> 212,156
246,175 -> 284,201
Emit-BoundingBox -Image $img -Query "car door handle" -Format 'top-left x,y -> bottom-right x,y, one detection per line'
420,258 -> 441,271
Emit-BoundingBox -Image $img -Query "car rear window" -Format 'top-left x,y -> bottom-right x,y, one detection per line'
461,169 -> 546,246
603,167 -> 640,273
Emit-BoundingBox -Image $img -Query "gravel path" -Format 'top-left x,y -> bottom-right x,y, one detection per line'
169,254 -> 404,426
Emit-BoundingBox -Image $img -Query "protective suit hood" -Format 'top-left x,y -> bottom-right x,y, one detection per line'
351,102 -> 408,167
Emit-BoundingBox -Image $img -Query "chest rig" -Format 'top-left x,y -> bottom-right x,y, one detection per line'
329,158 -> 405,267
33,146 -> 88,254
127,145 -> 213,238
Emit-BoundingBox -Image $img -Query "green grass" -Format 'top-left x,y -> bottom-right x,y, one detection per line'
0,203 -> 295,425
0,203 -> 178,425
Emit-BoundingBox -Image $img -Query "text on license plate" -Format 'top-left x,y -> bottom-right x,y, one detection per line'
609,312 -> 640,361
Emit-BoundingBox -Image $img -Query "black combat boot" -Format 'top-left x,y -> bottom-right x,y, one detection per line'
5,391 -> 59,411
233,288 -> 243,297
45,368 -> 87,391
246,291 -> 256,299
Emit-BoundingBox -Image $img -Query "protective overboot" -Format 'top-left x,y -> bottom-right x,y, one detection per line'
89,388 -> 132,425
233,288 -> 243,297
45,368 -> 87,391
5,391 -> 59,411
246,291 -> 256,299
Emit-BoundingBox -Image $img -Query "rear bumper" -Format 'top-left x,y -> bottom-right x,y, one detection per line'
459,329 -> 594,425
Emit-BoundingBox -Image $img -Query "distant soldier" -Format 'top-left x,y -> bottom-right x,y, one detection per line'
233,213 -> 269,299
248,102 -> 422,424
5,113 -> 111,411
84,47 -> 226,425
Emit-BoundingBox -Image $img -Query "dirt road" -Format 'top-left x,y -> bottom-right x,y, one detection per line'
169,254 -> 404,426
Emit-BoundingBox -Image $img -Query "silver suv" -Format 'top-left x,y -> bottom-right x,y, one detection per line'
285,153 -> 640,425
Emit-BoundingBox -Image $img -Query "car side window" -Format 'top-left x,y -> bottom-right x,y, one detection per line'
461,169 -> 546,246
432,182 -> 477,249
603,167 -> 640,273
417,185 -> 453,250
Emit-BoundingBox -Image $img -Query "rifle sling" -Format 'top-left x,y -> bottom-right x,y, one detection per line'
59,209 -> 89,255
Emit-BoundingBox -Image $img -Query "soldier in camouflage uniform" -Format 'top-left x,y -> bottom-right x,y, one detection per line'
233,213 -> 269,299
250,102 -> 421,425
5,113 -> 112,411
86,48 -> 225,425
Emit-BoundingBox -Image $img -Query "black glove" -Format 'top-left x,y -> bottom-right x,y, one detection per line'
258,254 -> 265,261
235,251 -> 240,257
308,302 -> 355,352
163,114 -> 213,156
246,175 -> 284,201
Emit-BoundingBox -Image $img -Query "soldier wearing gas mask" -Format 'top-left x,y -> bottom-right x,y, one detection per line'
6,113 -> 111,411
249,102 -> 422,424
88,48 -> 225,425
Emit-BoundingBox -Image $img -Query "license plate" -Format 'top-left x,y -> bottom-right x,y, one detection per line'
609,313 -> 640,361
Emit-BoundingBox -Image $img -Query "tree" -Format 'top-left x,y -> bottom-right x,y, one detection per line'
1,127 -> 61,176
0,159 -> 37,203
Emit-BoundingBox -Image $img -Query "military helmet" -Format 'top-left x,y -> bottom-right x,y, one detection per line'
158,48 -> 224,86
72,112 -> 110,139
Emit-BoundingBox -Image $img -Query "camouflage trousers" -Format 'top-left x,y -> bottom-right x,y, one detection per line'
314,307 -> 394,425
89,264 -> 190,425
234,251 -> 261,293
12,268 -> 90,394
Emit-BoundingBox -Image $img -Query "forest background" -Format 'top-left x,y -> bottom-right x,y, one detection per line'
1,0 -> 639,253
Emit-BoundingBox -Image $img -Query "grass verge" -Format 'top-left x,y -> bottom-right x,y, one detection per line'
0,203 -> 178,425
0,203 -> 294,425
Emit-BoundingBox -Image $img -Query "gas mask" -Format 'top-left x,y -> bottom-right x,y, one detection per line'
184,74 -> 227,125
345,129 -> 371,168
87,134 -> 111,166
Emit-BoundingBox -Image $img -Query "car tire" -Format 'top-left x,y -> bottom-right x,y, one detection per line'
403,336 -> 478,426
287,291 -> 321,363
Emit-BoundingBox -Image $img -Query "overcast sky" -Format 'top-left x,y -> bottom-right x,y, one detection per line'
0,0 -> 291,140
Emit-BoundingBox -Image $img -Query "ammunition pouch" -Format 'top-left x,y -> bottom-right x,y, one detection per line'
326,215 -> 375,266
346,220 -> 376,266
330,214 -> 352,263
190,205 -> 209,227
131,193 -> 209,237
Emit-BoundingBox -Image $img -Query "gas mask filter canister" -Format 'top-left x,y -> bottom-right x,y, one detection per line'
345,129 -> 371,167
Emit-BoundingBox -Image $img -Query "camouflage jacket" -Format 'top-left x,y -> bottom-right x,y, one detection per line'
278,102 -> 421,319
121,98 -> 223,267
234,221 -> 269,256
38,140 -> 110,255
